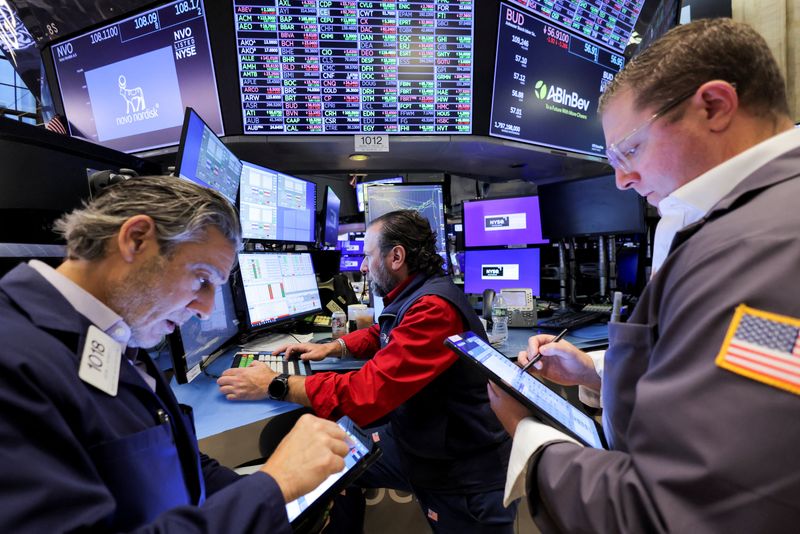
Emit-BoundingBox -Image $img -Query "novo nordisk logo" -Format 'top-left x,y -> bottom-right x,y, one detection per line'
534,80 -> 591,111
483,266 -> 503,277
116,74 -> 160,125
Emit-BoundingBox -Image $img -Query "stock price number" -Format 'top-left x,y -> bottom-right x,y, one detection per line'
90,25 -> 119,44
511,34 -> 529,48
543,24 -> 569,47
134,12 -> 159,30
175,0 -> 201,15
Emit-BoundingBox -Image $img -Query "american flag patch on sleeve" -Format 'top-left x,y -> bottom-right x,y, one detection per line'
716,304 -> 800,395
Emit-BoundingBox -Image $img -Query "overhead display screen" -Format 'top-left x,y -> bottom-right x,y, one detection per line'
233,0 -> 474,134
507,0 -> 645,55
490,3 -> 624,157
49,0 -> 223,153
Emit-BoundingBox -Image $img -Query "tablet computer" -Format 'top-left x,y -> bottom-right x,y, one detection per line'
286,416 -> 382,528
445,331 -> 607,449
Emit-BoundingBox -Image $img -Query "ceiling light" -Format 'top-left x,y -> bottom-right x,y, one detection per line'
349,153 -> 369,161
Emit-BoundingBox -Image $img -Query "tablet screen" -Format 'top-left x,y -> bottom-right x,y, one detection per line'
285,417 -> 372,522
447,332 -> 605,449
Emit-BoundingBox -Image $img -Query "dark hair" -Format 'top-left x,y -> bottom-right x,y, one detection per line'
368,210 -> 444,277
600,18 -> 790,122
54,175 -> 242,260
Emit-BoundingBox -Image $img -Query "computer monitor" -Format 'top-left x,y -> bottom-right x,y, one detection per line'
168,281 -> 239,384
489,3 -> 625,157
363,183 -> 447,258
339,254 -> 364,273
237,252 -> 323,330
338,240 -> 364,254
463,248 -> 540,295
239,161 -> 317,244
320,186 -> 341,247
310,250 -> 342,282
538,175 -> 647,239
463,195 -> 548,248
48,0 -> 223,153
232,0 -> 475,134
356,177 -> 403,212
174,108 -> 242,203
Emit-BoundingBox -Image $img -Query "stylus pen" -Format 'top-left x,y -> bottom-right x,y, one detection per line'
520,328 -> 569,373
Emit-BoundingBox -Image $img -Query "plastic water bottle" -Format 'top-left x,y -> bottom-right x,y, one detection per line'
490,293 -> 509,346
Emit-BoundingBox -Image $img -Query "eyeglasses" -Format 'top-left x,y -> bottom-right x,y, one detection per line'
605,88 -> 698,174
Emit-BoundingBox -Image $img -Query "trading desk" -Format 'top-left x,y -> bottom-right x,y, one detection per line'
170,332 -> 365,466
172,326 -> 608,467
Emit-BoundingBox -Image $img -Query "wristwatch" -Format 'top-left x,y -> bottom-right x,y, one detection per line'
267,373 -> 290,401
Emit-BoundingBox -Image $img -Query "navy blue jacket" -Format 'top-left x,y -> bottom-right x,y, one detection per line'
0,264 -> 290,533
379,273 -> 511,492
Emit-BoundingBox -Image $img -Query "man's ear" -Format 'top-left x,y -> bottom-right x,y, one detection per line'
116,215 -> 158,263
389,244 -> 406,271
696,80 -> 738,133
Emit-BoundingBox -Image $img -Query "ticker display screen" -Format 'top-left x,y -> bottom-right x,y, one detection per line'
50,0 -> 223,153
233,0 -> 474,134
490,3 -> 624,157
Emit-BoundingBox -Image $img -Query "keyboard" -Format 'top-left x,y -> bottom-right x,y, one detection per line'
230,351 -> 311,376
536,310 -> 607,330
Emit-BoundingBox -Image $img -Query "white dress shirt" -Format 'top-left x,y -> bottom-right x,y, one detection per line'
652,127 -> 800,274
28,260 -> 156,391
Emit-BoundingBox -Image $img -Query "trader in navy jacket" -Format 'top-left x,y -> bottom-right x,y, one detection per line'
0,176 -> 350,533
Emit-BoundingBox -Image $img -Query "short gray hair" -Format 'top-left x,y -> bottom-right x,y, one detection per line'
599,18 -> 790,122
54,175 -> 242,260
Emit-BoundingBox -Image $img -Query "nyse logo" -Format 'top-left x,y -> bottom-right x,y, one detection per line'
485,216 -> 509,229
483,266 -> 504,278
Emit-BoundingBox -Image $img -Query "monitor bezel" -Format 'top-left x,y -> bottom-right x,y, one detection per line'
461,193 -> 549,249
235,251 -> 323,333
238,160 -> 318,245
173,106 -> 241,204
320,185 -> 341,248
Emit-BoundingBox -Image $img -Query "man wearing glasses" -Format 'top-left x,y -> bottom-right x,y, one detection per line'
489,18 -> 800,532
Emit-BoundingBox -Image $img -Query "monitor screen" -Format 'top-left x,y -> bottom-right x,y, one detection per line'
321,186 -> 341,247
356,177 -> 403,212
239,161 -> 317,243
174,108 -> 242,203
463,195 -> 548,248
464,248 -> 540,295
49,0 -> 223,153
489,3 -> 625,157
169,281 -> 239,383
238,252 -> 323,329
363,183 -> 447,257
538,175 -> 647,238
233,0 -> 475,134
338,240 -> 364,254
340,254 -> 364,273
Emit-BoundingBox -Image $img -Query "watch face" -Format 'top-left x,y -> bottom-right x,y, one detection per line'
268,374 -> 289,400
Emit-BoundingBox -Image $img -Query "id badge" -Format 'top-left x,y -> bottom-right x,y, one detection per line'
78,325 -> 122,396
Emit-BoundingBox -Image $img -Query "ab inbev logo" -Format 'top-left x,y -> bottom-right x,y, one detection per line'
533,80 -> 591,112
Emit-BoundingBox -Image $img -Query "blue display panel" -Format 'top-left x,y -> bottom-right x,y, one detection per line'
463,195 -> 548,248
463,247 -> 540,295
233,0 -> 474,134
50,0 -> 223,153
490,3 -> 624,157
175,108 -> 242,203
364,183 -> 447,258
239,161 -> 317,243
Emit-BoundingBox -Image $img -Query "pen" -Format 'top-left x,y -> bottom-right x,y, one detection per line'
520,328 -> 568,373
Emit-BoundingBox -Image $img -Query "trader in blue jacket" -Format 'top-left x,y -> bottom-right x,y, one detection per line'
0,175 -> 350,533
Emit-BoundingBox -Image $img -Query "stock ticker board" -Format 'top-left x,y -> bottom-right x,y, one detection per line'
234,0 -> 474,134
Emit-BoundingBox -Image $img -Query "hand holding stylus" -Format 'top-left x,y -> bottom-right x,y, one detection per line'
519,328 -> 568,373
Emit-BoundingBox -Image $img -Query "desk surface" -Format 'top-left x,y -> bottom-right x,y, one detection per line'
172,326 -> 608,441
171,333 -> 364,440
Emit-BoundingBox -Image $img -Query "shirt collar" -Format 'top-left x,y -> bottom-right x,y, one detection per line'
28,260 -> 132,346
382,274 -> 416,304
652,128 -> 800,275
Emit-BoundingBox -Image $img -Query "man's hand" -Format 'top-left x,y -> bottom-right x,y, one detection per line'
217,361 -> 276,401
487,382 -> 532,438
260,414 -> 350,502
519,335 -> 601,391
271,341 -> 342,362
